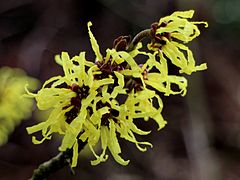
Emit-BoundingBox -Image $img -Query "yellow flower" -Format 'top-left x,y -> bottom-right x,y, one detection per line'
79,90 -> 156,166
27,11 -> 208,166
120,43 -> 188,96
86,22 -> 167,166
84,22 -> 168,165
143,50 -> 188,96
26,51 -> 114,167
148,10 -> 208,75
0,67 -> 38,145
27,22 -> 170,167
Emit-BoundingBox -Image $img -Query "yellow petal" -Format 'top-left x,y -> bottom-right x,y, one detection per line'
172,10 -> 195,18
87,22 -> 103,61
108,120 -> 130,166
71,141 -> 79,167
107,48 -> 124,64
36,88 -> 75,110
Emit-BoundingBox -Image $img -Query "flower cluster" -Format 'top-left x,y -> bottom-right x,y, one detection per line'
0,67 -> 38,145
148,10 -> 208,74
26,10 -> 207,167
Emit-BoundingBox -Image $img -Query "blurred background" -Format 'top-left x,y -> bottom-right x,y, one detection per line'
0,0 -> 240,179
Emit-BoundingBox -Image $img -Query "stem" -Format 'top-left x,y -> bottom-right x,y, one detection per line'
30,140 -> 87,180
127,29 -> 151,52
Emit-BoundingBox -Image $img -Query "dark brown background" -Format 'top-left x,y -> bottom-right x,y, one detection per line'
0,0 -> 240,179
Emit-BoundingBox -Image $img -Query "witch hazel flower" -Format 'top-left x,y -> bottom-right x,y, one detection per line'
26,51 -> 114,167
27,9 -> 207,169
148,10 -> 208,75
82,22 -> 167,166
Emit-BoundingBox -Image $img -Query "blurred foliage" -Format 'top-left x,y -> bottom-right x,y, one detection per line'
0,66 -> 38,145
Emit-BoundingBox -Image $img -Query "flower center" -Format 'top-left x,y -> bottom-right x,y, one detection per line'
150,22 -> 171,48
125,65 -> 148,93
64,83 -> 89,124
94,58 -> 126,94
96,101 -> 119,126
94,58 -> 125,80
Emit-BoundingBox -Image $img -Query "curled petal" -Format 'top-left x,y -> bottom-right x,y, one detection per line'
36,88 -> 75,110
88,22 -> 103,61
108,120 -> 130,166
72,141 -> 79,167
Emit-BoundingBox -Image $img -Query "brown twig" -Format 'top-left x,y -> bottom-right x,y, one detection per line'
127,29 -> 151,52
29,140 -> 87,180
